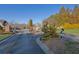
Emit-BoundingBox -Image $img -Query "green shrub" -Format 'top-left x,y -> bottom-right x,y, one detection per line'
42,24 -> 59,40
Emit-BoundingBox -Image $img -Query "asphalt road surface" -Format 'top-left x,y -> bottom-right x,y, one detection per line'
0,33 -> 44,54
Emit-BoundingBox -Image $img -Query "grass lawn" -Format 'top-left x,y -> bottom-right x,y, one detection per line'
0,34 -> 11,41
57,28 -> 79,35
64,40 -> 79,53
64,29 -> 79,35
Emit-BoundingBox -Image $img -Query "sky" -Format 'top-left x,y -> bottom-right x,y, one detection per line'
0,4 -> 77,24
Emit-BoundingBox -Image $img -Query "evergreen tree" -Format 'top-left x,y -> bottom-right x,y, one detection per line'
29,19 -> 33,27
28,19 -> 33,31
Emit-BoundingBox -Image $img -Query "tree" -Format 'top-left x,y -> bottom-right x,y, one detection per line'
72,5 -> 79,15
72,5 -> 79,23
28,19 -> 33,26
59,6 -> 65,14
44,5 -> 79,29
53,7 -> 71,26
42,23 -> 58,40
59,6 -> 69,25
52,6 -> 67,26
28,19 -> 33,31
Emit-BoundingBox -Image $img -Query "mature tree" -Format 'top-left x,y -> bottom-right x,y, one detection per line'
54,6 -> 67,26
28,19 -> 33,27
72,5 -> 79,15
72,5 -> 79,23
28,19 -> 33,31
59,6 -> 66,15
44,5 -> 79,29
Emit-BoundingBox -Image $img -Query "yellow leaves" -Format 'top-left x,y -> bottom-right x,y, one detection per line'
61,23 -> 79,29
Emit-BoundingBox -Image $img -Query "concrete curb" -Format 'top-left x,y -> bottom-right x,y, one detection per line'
0,34 -> 15,44
36,38 -> 54,54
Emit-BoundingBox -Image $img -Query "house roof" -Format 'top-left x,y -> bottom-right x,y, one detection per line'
0,19 -> 8,27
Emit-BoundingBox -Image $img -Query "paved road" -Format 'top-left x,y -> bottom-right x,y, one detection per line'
0,33 -> 44,54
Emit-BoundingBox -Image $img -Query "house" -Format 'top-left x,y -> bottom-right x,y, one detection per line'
14,24 -> 26,30
0,19 -> 10,33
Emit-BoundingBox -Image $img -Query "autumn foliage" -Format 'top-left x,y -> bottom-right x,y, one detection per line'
46,5 -> 79,29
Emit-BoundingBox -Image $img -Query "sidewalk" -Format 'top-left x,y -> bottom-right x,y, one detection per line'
60,33 -> 79,42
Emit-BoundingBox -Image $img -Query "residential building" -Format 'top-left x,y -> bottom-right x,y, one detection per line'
0,19 -> 10,33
